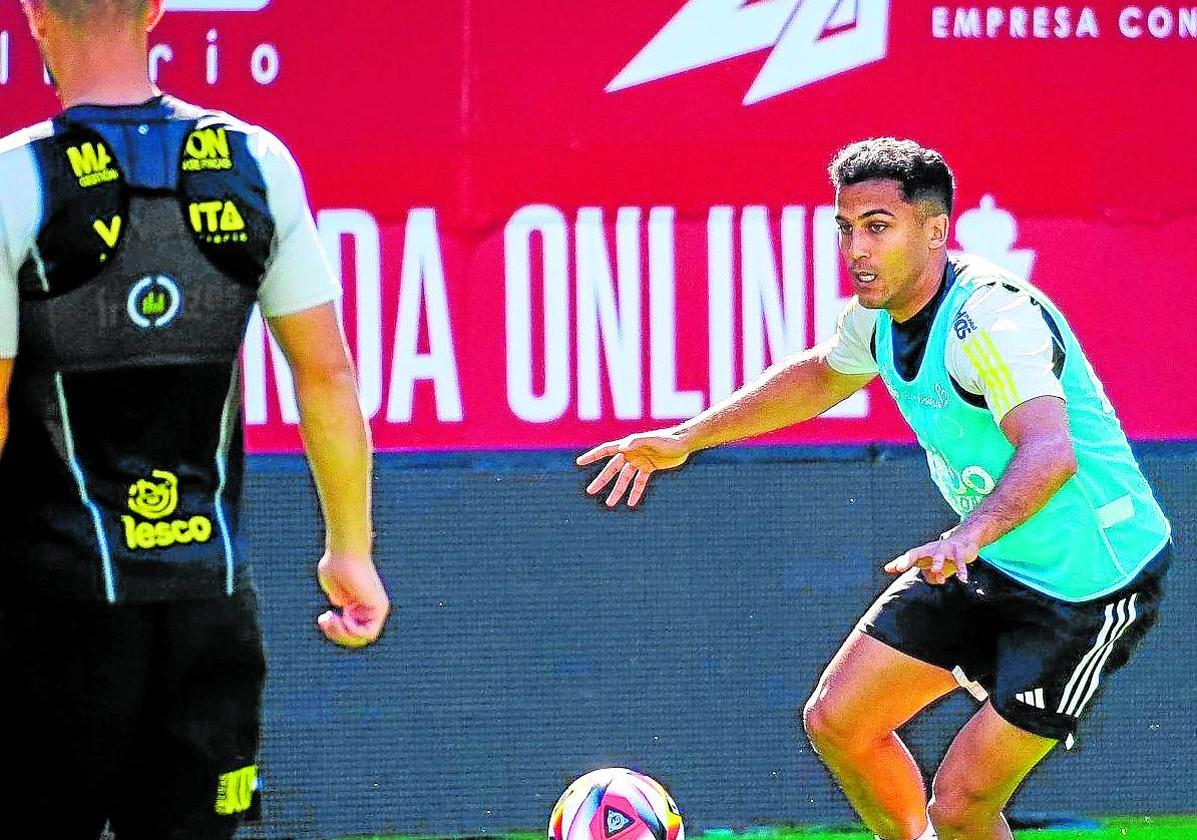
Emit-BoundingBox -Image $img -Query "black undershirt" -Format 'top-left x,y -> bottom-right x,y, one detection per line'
867,264 -> 1065,411
885,266 -> 952,383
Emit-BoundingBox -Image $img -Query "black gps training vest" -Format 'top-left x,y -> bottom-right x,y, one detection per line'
0,97 -> 274,602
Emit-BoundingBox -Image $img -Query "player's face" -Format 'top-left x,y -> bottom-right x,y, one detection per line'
834,179 -> 948,318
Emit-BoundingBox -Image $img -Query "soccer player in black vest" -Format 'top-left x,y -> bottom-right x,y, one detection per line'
0,1 -> 389,836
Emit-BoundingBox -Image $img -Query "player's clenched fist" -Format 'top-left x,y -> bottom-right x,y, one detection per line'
576,430 -> 692,508
317,550 -> 390,648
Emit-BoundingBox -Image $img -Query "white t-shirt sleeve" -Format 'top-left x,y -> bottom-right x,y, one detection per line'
247,129 -> 341,318
0,141 -> 42,358
947,284 -> 1065,424
824,297 -> 880,376
0,208 -> 18,359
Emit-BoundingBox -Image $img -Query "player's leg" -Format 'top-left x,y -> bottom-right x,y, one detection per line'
927,702 -> 1055,840
804,565 -> 998,840
928,544 -> 1172,840
803,630 -> 959,840
0,598 -> 152,837
110,585 -> 266,840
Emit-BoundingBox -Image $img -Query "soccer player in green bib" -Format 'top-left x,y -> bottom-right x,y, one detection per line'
578,138 -> 1172,840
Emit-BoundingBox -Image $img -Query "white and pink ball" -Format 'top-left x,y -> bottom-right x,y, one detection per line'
549,768 -> 684,840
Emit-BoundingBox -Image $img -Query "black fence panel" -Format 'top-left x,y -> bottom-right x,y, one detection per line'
240,446 -> 1196,839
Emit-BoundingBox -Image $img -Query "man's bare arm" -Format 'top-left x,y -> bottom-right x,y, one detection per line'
955,395 -> 1077,547
268,302 -> 388,647
269,303 -> 371,554
674,347 -> 874,451
886,395 -> 1077,581
578,346 -> 874,507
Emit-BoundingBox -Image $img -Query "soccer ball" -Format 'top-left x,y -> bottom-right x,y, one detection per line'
549,768 -> 683,840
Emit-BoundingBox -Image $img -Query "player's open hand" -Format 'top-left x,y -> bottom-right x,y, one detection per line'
884,528 -> 981,584
576,430 -> 692,508
317,550 -> 390,648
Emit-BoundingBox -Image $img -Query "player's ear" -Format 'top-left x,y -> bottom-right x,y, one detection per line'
20,0 -> 49,41
146,0 -> 167,32
924,211 -> 950,251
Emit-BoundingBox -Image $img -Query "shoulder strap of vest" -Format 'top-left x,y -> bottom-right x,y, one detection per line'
176,120 -> 274,288
19,121 -> 129,299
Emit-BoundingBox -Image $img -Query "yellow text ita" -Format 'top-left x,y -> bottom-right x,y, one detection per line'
189,200 -> 247,239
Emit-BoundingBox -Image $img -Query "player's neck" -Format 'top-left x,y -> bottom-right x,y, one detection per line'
51,42 -> 157,109
888,254 -> 948,324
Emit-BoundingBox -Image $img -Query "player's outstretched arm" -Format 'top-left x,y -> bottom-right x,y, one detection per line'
578,348 -> 874,508
268,302 -> 390,648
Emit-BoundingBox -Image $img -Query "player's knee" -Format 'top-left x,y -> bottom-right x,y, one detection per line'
928,794 -> 984,838
928,772 -> 1003,834
801,693 -> 867,756
800,693 -> 831,744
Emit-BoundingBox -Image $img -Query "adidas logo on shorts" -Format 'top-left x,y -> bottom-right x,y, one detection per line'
1015,687 -> 1047,709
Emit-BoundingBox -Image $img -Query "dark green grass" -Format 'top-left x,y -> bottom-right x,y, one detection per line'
343,816 -> 1197,840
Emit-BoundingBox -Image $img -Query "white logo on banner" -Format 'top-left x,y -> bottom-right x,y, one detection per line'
608,0 -> 891,104
952,194 -> 1036,278
165,0 -> 271,9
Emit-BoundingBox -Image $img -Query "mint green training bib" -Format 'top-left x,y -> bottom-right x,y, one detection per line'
875,257 -> 1171,602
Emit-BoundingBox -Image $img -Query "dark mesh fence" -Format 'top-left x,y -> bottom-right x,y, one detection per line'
239,446 -> 1196,839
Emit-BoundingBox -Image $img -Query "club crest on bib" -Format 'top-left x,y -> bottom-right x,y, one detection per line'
127,274 -> 182,329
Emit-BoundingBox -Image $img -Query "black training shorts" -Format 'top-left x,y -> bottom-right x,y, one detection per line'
858,543 -> 1171,743
0,585 -> 266,839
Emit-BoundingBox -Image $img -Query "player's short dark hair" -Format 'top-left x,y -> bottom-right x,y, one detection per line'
43,0 -> 148,23
828,138 -> 955,216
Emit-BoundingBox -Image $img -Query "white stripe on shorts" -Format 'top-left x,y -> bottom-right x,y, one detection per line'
1056,595 -> 1138,717
1068,593 -> 1138,718
1057,598 -> 1123,715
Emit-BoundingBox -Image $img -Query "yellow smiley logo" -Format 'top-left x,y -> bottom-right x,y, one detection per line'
127,469 -> 179,520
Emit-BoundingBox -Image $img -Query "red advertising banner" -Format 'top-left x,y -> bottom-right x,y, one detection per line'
2,1 -> 1194,451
